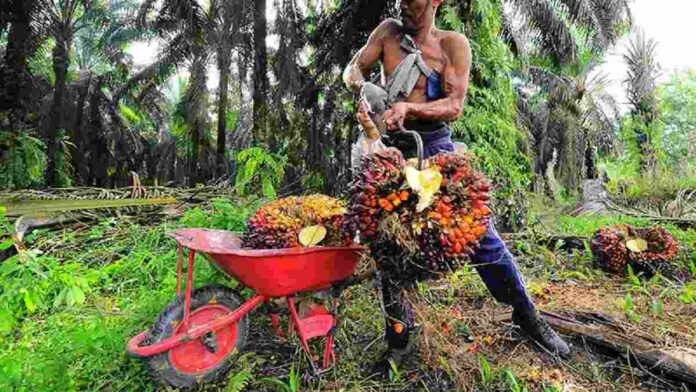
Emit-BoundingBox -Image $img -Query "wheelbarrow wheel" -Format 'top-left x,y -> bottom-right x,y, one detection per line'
143,284 -> 249,389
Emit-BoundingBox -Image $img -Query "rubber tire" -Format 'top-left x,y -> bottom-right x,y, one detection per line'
143,285 -> 249,389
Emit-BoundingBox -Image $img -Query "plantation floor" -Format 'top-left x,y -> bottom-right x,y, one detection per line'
1,200 -> 694,391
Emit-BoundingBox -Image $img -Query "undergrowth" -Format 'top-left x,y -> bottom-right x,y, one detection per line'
1,195 -> 694,391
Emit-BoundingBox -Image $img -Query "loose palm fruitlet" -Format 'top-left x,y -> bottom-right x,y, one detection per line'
345,149 -> 492,284
242,194 -> 352,249
591,224 -> 678,275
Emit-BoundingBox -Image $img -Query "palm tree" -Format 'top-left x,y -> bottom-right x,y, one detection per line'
36,0 -> 109,187
0,0 -> 39,127
501,0 -> 630,194
623,30 -> 660,176
252,0 -> 270,147
136,0 -> 212,185
206,0 -> 249,165
502,0 -> 631,66
70,0 -> 145,183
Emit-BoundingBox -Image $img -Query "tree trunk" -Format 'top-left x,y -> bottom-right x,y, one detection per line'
47,35 -> 71,188
72,74 -> 92,184
87,81 -> 107,187
217,55 -> 231,157
252,0 -> 269,146
185,47 -> 209,186
0,0 -> 36,126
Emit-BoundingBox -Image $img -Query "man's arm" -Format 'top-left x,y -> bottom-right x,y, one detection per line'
342,19 -> 395,93
384,33 -> 471,128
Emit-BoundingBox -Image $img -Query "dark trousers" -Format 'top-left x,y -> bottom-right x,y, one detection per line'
381,129 -> 535,350
383,224 -> 535,349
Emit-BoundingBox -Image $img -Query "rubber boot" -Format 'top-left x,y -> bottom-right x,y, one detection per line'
512,307 -> 571,358
370,321 -> 414,377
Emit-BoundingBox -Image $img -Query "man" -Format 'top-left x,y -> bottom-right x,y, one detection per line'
342,0 -> 570,373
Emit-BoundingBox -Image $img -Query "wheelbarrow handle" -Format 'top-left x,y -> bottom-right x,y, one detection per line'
393,121 -> 424,170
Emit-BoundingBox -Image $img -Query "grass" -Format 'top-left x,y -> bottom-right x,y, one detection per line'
0,196 -> 694,391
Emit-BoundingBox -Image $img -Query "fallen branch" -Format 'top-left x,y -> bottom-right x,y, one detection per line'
499,310 -> 696,387
604,201 -> 696,229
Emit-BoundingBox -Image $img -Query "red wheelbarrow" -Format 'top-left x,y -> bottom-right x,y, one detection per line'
127,228 -> 366,389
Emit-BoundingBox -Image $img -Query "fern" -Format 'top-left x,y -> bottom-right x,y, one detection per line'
225,368 -> 252,392
0,130 -> 47,189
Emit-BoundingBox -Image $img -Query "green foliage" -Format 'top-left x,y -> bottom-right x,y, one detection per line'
0,197 -> 262,390
440,1 -> 531,230
55,130 -> 75,188
262,363 -> 302,392
27,38 -> 57,85
601,159 -> 696,203
656,70 -> 696,170
477,353 -> 494,385
0,130 -> 47,189
180,197 -> 260,231
224,353 -> 255,392
234,147 -> 287,198
678,280 -> 696,304
300,171 -> 325,193
618,114 -> 664,176
503,368 -> 528,392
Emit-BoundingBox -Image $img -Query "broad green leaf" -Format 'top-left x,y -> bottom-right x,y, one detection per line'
72,287 -> 86,306
0,238 -> 13,250
0,309 -> 15,335
21,288 -> 37,313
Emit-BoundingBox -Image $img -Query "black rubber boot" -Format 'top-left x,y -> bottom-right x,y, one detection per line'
512,308 -> 571,358
370,334 -> 413,379
370,325 -> 414,378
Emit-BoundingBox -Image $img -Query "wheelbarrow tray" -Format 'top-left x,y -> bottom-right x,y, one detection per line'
167,229 -> 364,297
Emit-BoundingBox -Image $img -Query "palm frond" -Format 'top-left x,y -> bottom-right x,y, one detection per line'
623,30 -> 660,118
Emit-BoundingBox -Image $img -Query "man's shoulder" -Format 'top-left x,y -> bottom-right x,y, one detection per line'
439,30 -> 470,52
376,18 -> 403,35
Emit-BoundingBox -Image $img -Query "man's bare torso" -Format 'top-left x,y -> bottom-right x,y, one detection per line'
379,19 -> 459,105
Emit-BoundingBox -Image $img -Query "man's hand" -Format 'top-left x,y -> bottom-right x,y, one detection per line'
384,102 -> 410,131
357,102 -> 381,141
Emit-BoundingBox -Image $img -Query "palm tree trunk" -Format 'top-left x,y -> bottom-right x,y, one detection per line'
252,0 -> 269,146
0,0 -> 36,126
217,55 -> 231,157
185,46 -> 208,186
72,74 -> 91,183
47,36 -> 71,187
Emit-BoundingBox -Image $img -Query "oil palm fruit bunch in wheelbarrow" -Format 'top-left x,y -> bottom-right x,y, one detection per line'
242,194 -> 353,249
344,148 -> 491,285
591,224 -> 678,275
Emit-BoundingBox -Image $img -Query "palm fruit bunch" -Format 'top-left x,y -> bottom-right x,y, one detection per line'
590,225 -> 631,273
345,149 -> 492,284
591,224 -> 678,275
629,226 -> 678,275
343,148 -> 407,241
242,194 -> 351,249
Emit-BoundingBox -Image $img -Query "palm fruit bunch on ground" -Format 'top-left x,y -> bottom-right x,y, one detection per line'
590,225 -> 631,273
345,149 -> 491,285
242,194 -> 351,249
591,224 -> 678,275
629,226 -> 679,276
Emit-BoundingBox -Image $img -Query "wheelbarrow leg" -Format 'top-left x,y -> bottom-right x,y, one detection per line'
286,297 -> 314,353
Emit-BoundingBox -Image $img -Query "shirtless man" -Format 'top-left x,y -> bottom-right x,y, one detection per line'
343,0 -> 570,373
